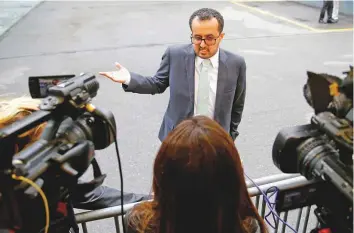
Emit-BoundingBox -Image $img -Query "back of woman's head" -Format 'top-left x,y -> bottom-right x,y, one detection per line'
136,116 -> 266,233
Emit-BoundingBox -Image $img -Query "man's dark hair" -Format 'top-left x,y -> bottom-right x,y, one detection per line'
189,8 -> 224,33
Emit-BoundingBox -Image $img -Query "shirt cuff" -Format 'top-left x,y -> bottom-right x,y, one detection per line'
124,72 -> 131,85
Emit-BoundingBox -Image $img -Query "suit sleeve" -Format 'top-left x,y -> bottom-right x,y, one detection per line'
122,47 -> 170,94
230,58 -> 246,140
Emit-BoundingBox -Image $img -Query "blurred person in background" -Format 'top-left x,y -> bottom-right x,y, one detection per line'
319,0 -> 337,24
332,0 -> 339,22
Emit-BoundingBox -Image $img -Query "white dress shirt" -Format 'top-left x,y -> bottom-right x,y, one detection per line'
194,49 -> 219,119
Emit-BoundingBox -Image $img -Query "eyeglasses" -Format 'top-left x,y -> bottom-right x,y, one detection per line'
190,34 -> 221,46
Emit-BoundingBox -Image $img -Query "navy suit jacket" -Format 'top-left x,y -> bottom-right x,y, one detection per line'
123,44 -> 246,141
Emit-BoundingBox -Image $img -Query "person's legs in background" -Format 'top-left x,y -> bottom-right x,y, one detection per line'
319,0 -> 337,23
326,0 -> 337,23
71,185 -> 152,210
319,0 -> 330,23
332,0 -> 339,22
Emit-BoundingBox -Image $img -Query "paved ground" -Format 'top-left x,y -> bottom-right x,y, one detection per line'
0,1 -> 41,37
0,1 -> 352,232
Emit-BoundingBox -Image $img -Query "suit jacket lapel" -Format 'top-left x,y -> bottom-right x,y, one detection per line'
185,45 -> 196,108
214,49 -> 228,120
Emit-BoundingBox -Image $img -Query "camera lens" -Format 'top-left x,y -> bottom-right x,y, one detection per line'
63,114 -> 94,144
297,137 -> 339,179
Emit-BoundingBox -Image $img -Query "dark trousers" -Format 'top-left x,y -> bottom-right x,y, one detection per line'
71,185 -> 152,210
68,186 -> 152,233
319,0 -> 334,20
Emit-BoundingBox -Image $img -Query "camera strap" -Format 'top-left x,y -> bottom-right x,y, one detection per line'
75,158 -> 107,193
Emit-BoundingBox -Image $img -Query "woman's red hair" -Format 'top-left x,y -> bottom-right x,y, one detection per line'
128,116 -> 267,233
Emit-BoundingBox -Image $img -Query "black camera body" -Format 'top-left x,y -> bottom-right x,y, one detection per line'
272,67 -> 353,233
0,73 -> 116,233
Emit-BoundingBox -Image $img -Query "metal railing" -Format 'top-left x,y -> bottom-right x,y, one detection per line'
75,174 -> 317,233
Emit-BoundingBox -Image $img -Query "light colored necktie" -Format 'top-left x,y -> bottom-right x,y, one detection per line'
196,59 -> 212,116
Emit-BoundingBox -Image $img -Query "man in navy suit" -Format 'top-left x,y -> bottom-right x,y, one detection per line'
100,8 -> 246,141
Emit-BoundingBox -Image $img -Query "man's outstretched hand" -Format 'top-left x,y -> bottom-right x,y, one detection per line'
99,62 -> 130,84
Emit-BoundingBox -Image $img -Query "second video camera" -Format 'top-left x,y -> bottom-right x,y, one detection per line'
272,67 -> 353,233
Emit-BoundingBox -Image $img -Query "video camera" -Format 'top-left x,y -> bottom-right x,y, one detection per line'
272,67 -> 353,233
0,73 -> 117,233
